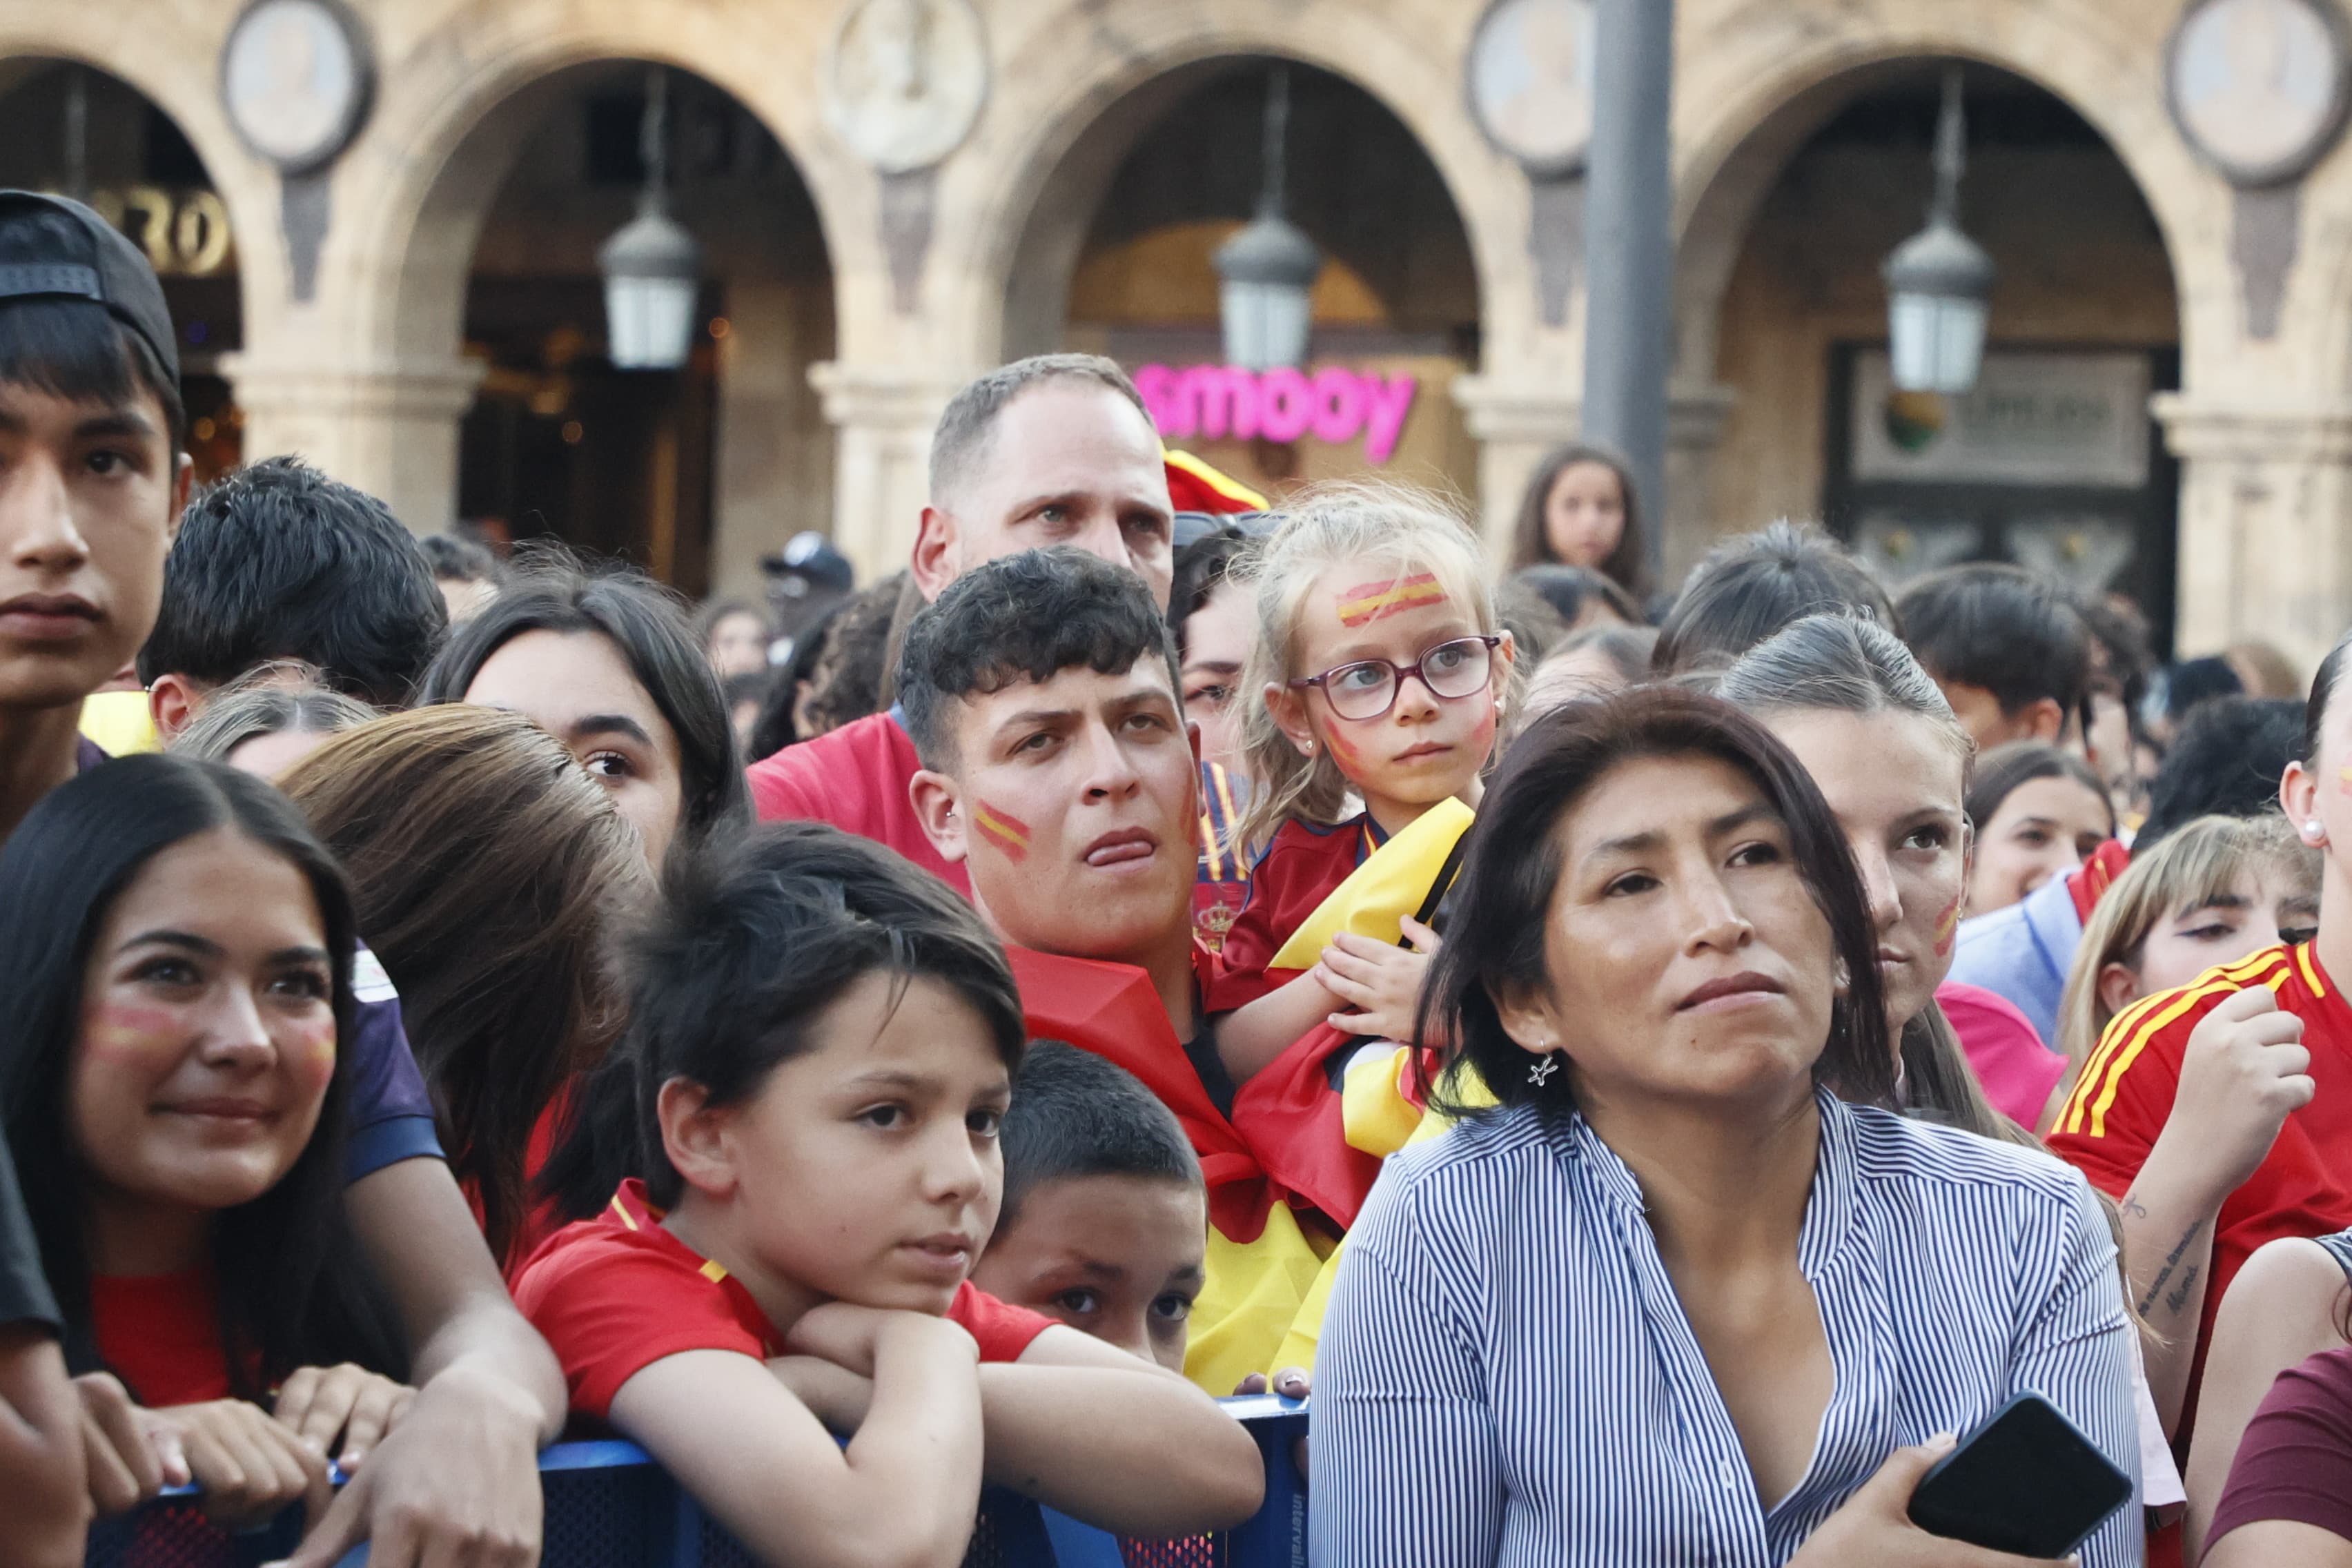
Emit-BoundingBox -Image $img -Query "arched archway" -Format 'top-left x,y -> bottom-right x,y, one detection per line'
1669,55 -> 2185,645
997,55 -> 1483,504
0,61 -> 246,482
437,61 -> 837,596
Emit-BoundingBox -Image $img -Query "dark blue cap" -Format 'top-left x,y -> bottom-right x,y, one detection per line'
0,190 -> 179,384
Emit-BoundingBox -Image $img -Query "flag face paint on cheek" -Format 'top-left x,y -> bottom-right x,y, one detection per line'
972,801 -> 1032,862
2338,764 -> 2352,796
1934,896 -> 1961,957
1335,574 -> 1444,628
286,1017 -> 337,1080
84,1003 -> 189,1066
1321,723 -> 1368,782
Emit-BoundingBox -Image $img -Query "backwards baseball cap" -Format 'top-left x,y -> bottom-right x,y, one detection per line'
0,190 -> 179,384
761,530 -> 854,594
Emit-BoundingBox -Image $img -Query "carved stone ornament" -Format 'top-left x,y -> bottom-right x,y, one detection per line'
823,0 -> 989,175
219,0 -> 373,175
2166,0 -> 2352,186
1466,0 -> 1597,179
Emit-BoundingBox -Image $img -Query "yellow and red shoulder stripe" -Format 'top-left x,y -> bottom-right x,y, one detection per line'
2058,945 -> 2293,1138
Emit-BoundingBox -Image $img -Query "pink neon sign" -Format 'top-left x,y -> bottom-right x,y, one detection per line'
1134,364 -> 1419,464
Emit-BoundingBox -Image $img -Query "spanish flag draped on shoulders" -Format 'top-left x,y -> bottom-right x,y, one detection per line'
2047,941 -> 2352,1354
1006,943 -> 1334,1396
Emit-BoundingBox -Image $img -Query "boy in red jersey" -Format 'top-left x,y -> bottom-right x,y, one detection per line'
900,549 -> 1335,1394
2047,627 -> 2352,1439
513,825 -> 1260,1562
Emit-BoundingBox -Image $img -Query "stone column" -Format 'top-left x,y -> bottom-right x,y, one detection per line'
1661,382 -> 1739,587
1451,375 -> 1580,569
2153,392 -> 2352,673
222,355 -> 488,537
810,360 -> 974,585
709,282 -> 834,600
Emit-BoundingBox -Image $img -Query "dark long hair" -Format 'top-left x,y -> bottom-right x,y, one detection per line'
0,756 -> 402,1398
1509,442 -> 1652,600
545,821 -> 1026,1217
419,545 -> 752,852
1965,742 -> 2114,843
278,707 -> 643,1264
1421,687 -> 1894,1119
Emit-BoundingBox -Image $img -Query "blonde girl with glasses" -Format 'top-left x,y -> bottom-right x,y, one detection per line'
1206,483 -> 1517,1090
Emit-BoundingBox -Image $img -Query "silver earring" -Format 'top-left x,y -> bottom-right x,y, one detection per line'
1528,1053 -> 1560,1087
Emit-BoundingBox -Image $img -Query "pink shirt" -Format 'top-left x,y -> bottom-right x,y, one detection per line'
1937,980 -> 2067,1128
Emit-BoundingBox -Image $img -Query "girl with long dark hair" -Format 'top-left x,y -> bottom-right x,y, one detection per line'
1507,441 -> 1652,602
420,545 -> 751,873
0,755 -> 405,1524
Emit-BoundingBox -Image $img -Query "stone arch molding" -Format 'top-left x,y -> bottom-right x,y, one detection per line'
941,0 -> 1524,371
1667,0 -> 2211,391
315,0 -> 860,377
0,4 -> 277,326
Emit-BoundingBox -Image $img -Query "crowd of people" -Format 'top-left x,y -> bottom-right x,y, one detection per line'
3,182 -> 2351,1568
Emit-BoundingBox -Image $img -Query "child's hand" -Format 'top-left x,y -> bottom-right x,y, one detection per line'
272,1362 -> 414,1474
1230,1368 -> 1310,1400
785,1302 -> 977,1378
769,1355 -> 876,1434
1315,918 -> 1442,1043
148,1397 -> 333,1528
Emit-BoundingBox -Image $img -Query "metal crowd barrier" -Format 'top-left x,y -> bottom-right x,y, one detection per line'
86,1395 -> 1309,1568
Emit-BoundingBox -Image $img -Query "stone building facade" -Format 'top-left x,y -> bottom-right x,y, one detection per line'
0,0 -> 2345,667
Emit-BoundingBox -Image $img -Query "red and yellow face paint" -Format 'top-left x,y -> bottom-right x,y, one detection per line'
1335,573 -> 1444,628
1932,896 -> 1961,957
82,1003 -> 189,1066
972,801 -> 1032,863
1321,724 -> 1366,781
2337,764 -> 2352,796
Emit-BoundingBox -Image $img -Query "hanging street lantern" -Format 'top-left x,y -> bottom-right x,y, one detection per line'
598,67 -> 703,371
1215,66 -> 1322,371
1883,65 -> 1996,395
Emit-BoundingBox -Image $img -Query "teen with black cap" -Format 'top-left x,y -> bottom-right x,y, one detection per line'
0,193 -> 567,1568
0,190 -> 190,845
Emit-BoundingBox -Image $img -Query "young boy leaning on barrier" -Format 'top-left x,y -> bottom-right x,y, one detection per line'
512,823 -> 1261,1567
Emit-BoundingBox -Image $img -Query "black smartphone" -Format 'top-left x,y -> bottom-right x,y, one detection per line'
1905,1393 -> 2135,1558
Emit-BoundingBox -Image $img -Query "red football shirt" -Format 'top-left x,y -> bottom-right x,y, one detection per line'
746,712 -> 969,896
92,1268 -> 233,1408
1205,814 -> 1380,1015
2047,943 -> 2352,1402
513,1180 -> 1051,1423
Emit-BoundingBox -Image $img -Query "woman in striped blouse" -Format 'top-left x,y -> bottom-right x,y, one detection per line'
1313,688 -> 2139,1567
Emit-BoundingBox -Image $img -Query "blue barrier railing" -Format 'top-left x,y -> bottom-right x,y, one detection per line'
86,1396 -> 1309,1568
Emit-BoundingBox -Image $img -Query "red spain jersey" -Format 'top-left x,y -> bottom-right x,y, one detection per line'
1205,815 -> 1382,1015
2047,943 -> 2352,1383
513,1179 -> 1053,1425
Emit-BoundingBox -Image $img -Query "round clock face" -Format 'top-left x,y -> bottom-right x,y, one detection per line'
1467,0 -> 1598,177
2168,0 -> 2351,186
824,0 -> 990,174
221,0 -> 372,175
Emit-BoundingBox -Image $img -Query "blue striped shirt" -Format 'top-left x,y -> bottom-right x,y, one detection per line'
1311,1090 -> 2139,1567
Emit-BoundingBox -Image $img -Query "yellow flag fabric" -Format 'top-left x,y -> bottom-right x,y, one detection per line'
1184,1202 -> 1336,1395
1267,796 -> 1475,970
78,690 -> 159,756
